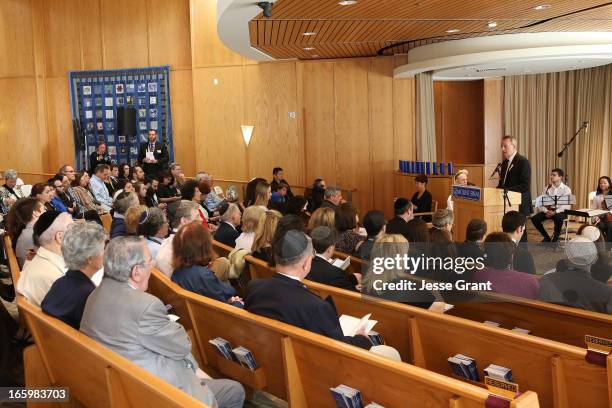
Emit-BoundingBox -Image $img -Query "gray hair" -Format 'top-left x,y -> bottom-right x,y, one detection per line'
38,213 -> 73,247
172,200 -> 199,228
324,186 -> 341,199
3,169 -> 17,180
221,203 -> 240,222
170,162 -> 181,171
61,222 -> 107,270
104,236 -> 148,282
432,208 -> 454,229
114,192 -> 139,214
195,172 -> 210,183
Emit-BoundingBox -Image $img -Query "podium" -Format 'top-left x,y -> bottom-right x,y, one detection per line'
452,186 -> 520,242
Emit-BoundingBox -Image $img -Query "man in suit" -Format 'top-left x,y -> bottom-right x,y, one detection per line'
497,135 -> 532,242
245,230 -> 372,350
138,129 -> 169,177
502,211 -> 536,275
80,237 -> 245,408
320,186 -> 343,209
306,226 -> 360,291
270,167 -> 294,199
213,203 -> 241,247
385,198 -> 414,241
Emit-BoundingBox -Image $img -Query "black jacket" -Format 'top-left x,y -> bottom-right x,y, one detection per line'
214,222 -> 241,248
497,153 -> 532,215
306,256 -> 358,292
513,242 -> 536,275
138,141 -> 169,177
89,151 -> 111,173
385,216 -> 411,241
245,273 -> 371,349
41,270 -> 96,329
411,190 -> 433,222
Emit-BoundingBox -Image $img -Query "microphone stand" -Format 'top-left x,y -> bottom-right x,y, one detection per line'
557,122 -> 588,187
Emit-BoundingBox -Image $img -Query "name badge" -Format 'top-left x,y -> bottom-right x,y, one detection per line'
156,150 -> 161,153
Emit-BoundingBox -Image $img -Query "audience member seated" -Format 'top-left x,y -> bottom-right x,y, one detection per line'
459,219 -> 487,259
591,175 -> 612,242
269,214 -> 307,266
320,186 -> 343,209
307,178 -> 326,212
270,181 -> 289,205
214,203 -> 242,247
385,198 -> 414,241
180,179 -> 211,229
17,212 -> 73,306
138,207 -> 168,258
245,230 -> 372,349
334,203 -> 365,255
502,211 -> 536,274
0,169 -> 26,215
117,163 -> 131,189
170,163 -> 184,189
80,236 -> 245,407
428,209 -> 459,283
88,141 -> 111,173
89,164 -> 113,212
71,171 -> 104,215
113,180 -> 133,201
234,206 -> 265,251
105,164 -> 119,197
157,170 -> 181,206
270,167 -> 294,198
362,234 -> 439,310
30,183 -> 55,212
473,232 -> 540,299
58,173 -> 78,216
307,226 -> 360,291
405,219 -> 430,277
539,237 -> 612,313
41,222 -> 106,329
171,222 -> 243,308
7,197 -> 45,267
49,175 -> 69,213
145,176 -> 165,209
531,168 -> 571,242
156,201 -> 201,277
251,210 -> 282,263
359,210 -> 386,260
133,181 -> 148,205
307,207 -> 336,233
110,192 -> 139,239
411,174 -> 433,222
447,169 -> 469,211
123,205 -> 146,236
197,173 -> 224,212
578,225 -> 611,284
130,165 -> 146,184
284,195 -> 309,221
253,181 -> 272,210
243,177 -> 267,208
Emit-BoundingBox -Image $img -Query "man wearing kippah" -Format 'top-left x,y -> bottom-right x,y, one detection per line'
245,230 -> 372,349
385,197 -> 414,241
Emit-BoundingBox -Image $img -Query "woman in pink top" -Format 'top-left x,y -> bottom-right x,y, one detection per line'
473,232 -> 540,299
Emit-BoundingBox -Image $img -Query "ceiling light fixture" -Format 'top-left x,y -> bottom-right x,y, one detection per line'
302,32 -> 317,36
338,0 -> 357,5
446,28 -> 460,33
488,21 -> 498,28
534,4 -> 551,10
303,47 -> 316,51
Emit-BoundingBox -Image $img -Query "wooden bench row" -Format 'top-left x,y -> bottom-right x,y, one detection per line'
147,268 -> 540,407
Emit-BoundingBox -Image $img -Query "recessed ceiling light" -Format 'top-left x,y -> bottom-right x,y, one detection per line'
488,21 -> 497,28
338,0 -> 357,5
446,28 -> 460,33
302,32 -> 317,36
534,4 -> 551,10
303,47 -> 315,51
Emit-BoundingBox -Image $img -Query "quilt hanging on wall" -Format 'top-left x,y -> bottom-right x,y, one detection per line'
68,65 -> 173,170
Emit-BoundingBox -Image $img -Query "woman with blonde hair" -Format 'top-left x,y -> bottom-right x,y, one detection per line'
235,205 -> 266,251
253,181 -> 272,209
251,210 -> 282,263
125,205 -> 148,235
362,234 -> 443,310
307,207 -> 336,232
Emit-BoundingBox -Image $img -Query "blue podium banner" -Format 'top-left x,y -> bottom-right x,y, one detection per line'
452,185 -> 481,201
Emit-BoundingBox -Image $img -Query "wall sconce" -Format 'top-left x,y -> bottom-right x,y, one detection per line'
241,125 -> 254,147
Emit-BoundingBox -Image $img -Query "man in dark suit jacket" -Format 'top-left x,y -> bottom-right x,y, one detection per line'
385,197 -> 414,241
497,136 -> 532,241
245,230 -> 371,350
41,269 -> 96,330
502,211 -> 536,274
306,226 -> 359,291
213,203 -> 241,247
138,129 -> 169,177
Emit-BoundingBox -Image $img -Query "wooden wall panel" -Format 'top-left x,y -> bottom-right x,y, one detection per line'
78,0 -> 103,70
301,61 -> 337,186
369,57 -> 396,217
148,0 -> 191,69
393,77 -> 416,164
169,69 -> 195,177
243,62 -> 302,184
334,59 -> 372,213
192,67 -> 246,179
484,77 -> 504,165
0,0 -> 35,78
45,77 -> 74,170
42,0 -> 82,77
100,0 -> 149,69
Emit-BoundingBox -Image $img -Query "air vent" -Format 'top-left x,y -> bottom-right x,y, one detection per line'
475,67 -> 507,73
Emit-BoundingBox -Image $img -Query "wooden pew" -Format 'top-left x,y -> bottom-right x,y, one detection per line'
18,297 -> 210,408
305,279 -> 610,408
3,234 -> 20,286
147,269 -> 540,408
212,240 -> 233,258
100,212 -> 112,234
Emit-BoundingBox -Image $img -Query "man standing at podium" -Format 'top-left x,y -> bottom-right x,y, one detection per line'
497,135 -> 532,242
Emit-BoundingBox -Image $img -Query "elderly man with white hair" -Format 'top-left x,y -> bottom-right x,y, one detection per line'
0,169 -> 26,215
213,203 -> 241,247
17,211 -> 73,307
41,222 -> 107,329
80,237 -> 245,408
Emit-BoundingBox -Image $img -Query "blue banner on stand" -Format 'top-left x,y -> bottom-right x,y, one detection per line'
452,185 -> 482,201
68,66 -> 173,171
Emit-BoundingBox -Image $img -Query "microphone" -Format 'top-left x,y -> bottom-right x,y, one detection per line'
583,121 -> 589,131
489,162 -> 502,178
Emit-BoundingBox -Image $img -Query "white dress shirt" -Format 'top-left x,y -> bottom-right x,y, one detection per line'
17,246 -> 67,307
536,182 -> 572,214
89,175 -> 113,211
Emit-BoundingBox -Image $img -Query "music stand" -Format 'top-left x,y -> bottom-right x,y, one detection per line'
536,194 -> 576,246
603,195 -> 612,210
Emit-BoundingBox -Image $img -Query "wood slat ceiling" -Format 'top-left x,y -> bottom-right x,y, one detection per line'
249,0 -> 612,59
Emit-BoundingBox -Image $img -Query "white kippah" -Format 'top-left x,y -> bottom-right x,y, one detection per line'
565,236 -> 598,267
580,225 -> 601,242
369,345 -> 402,362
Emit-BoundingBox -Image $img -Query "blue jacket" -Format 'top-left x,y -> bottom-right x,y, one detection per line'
51,197 -> 68,213
172,265 -> 243,308
110,214 -> 127,239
